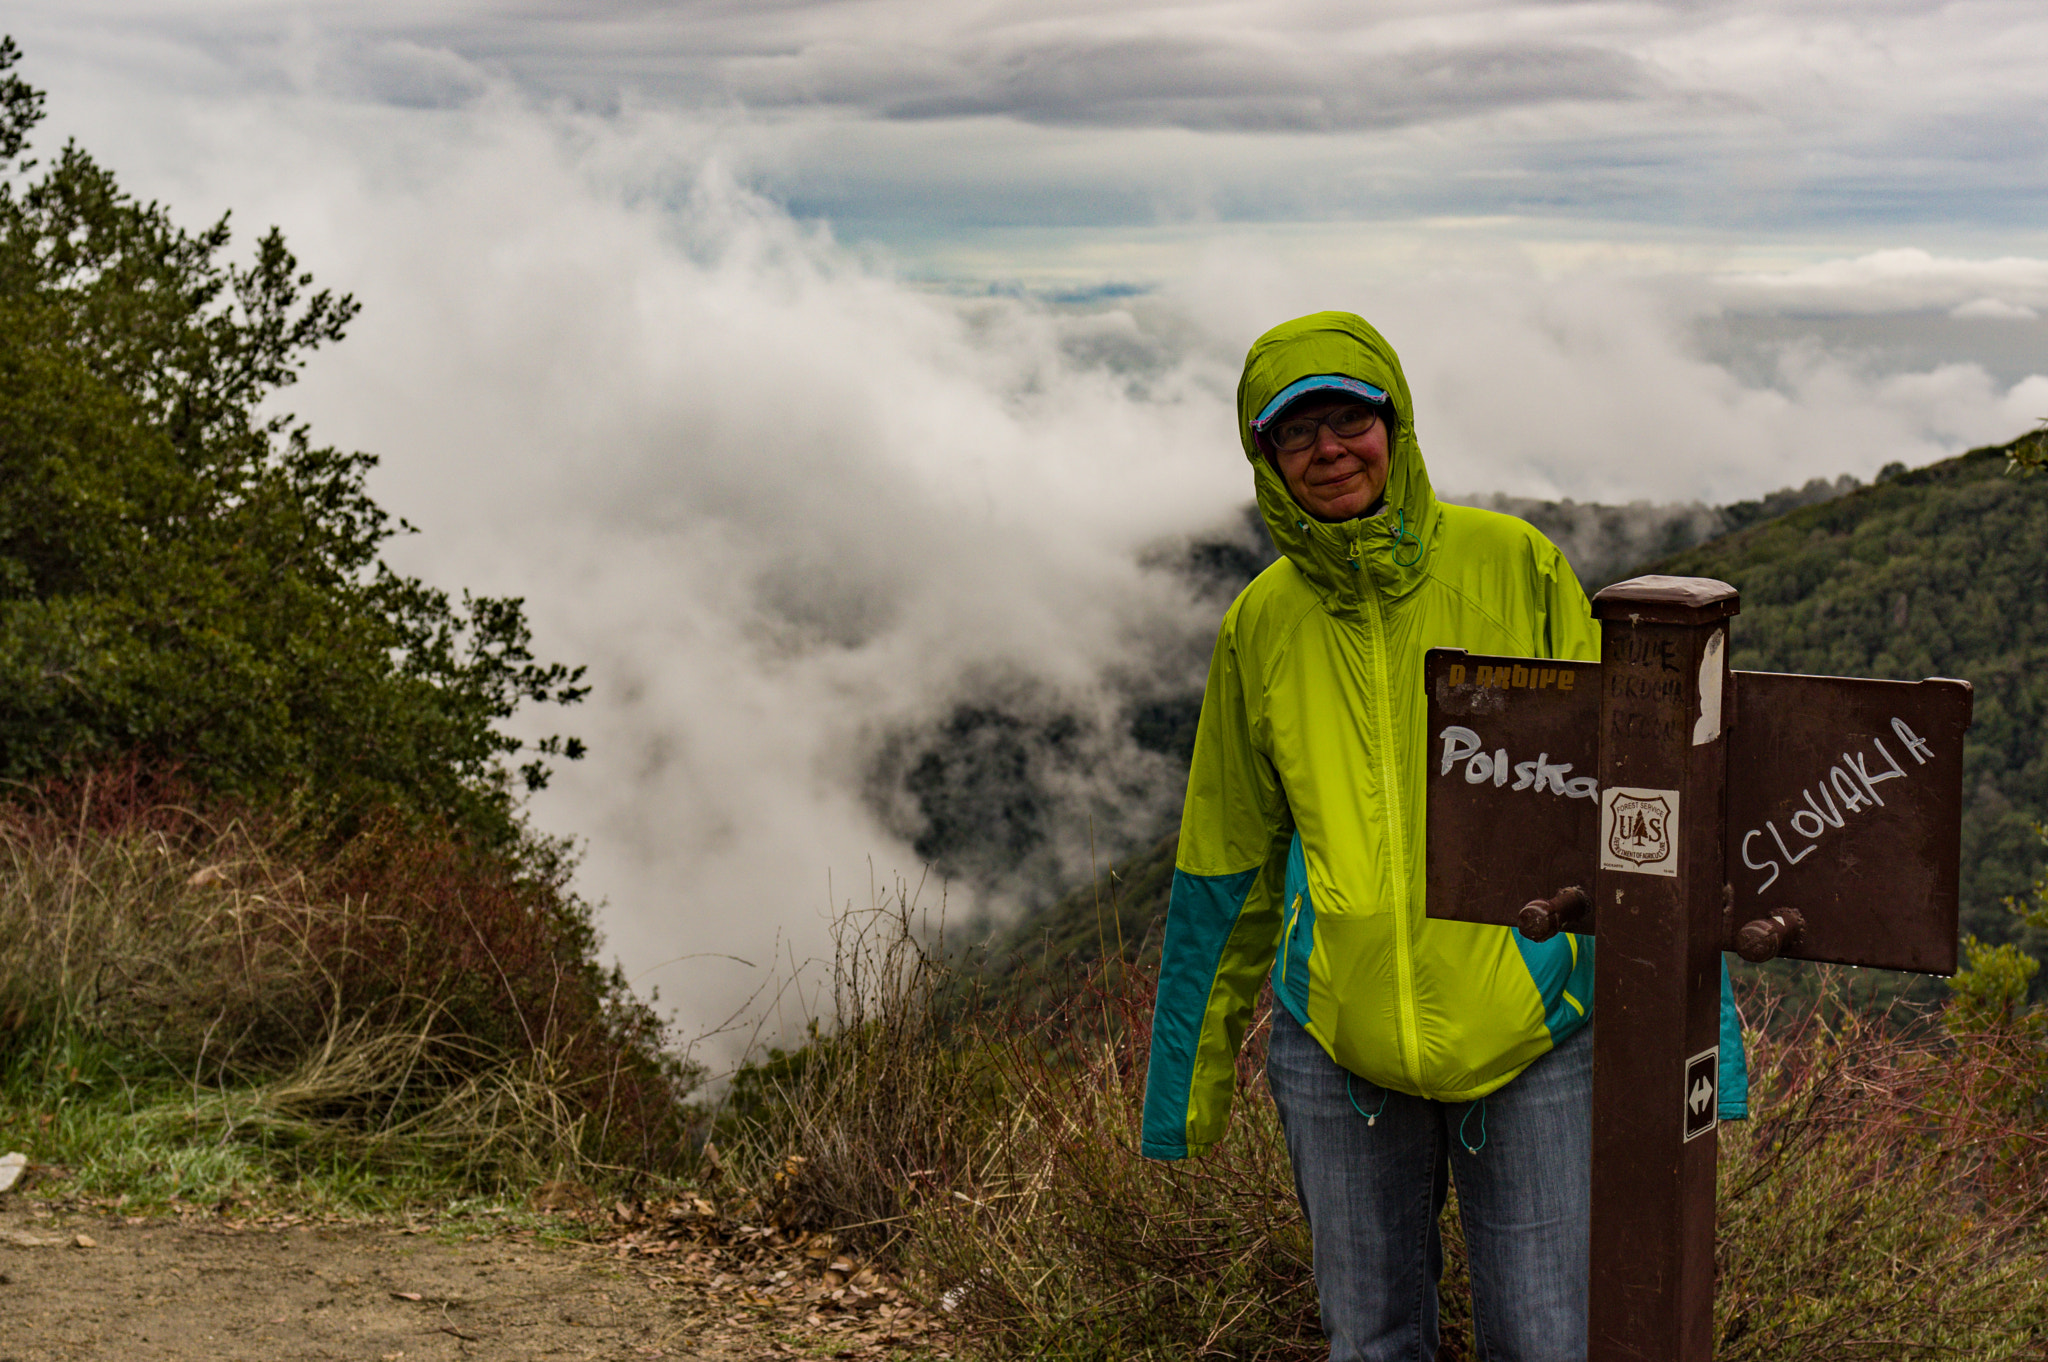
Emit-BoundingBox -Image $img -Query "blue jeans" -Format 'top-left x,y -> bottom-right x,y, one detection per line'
1265,1005 -> 1592,1362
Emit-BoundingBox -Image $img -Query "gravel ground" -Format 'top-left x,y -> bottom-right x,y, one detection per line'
0,1202 -> 946,1362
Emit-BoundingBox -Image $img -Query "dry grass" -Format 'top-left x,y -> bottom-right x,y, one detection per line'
902,972 -> 1324,1361
1715,991 -> 2048,1359
719,895 -> 2048,1362
709,876 -> 991,1245
0,767 -> 695,1197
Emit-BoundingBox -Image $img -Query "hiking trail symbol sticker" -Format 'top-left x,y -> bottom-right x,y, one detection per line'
1683,1047 -> 1719,1142
1600,787 -> 1680,877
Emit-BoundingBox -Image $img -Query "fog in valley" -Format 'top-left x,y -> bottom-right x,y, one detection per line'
14,6 -> 2048,1062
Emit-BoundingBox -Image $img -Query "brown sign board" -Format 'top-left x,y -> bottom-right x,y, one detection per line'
1427,653 -> 1600,932
1425,649 -> 1972,975
1724,671 -> 1971,974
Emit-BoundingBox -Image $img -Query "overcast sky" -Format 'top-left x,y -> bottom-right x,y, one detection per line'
9,2 -> 2046,1058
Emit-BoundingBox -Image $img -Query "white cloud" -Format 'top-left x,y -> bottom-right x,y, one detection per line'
10,9 -> 2048,1062
1721,250 -> 2048,315
1160,257 -> 2041,506
54,69 -> 1242,1059
1950,297 -> 2040,322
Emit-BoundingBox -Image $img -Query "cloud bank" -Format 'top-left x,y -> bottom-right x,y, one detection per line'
9,14 -> 2048,1061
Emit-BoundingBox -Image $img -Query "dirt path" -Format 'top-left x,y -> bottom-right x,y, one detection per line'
0,1206 -> 946,1361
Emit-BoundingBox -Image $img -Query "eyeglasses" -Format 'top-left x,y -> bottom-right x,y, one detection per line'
1264,403 -> 1383,455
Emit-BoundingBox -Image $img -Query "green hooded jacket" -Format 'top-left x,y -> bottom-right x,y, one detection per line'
1141,312 -> 1746,1159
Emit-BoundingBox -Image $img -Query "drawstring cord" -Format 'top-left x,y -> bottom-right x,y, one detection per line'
1460,1098 -> 1489,1154
1343,1075 -> 1488,1152
1391,507 -> 1423,566
1343,1079 -> 1488,1153
1346,1073 -> 1390,1127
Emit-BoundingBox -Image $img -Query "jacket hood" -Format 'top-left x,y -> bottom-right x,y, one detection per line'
1236,312 -> 1440,608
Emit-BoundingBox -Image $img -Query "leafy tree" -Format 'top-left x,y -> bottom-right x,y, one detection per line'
0,39 -> 584,841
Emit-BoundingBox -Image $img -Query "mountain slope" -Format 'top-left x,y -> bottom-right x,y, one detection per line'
1653,442 -> 2048,965
986,437 -> 2048,993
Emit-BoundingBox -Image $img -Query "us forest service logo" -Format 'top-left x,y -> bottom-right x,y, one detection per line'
1683,1048 -> 1719,1142
1600,787 -> 1681,877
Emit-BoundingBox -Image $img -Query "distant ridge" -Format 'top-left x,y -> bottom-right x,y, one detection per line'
1472,473 -> 1866,596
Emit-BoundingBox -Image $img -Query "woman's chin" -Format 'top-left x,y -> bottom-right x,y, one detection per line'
1310,493 -> 1372,521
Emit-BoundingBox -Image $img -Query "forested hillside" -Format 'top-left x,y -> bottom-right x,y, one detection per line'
1659,440 -> 2048,969
989,435 -> 2048,994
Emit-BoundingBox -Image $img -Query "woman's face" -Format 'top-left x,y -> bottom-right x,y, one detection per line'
1268,398 -> 1391,522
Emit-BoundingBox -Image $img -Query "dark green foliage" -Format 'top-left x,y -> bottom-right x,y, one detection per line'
1948,819 -> 2048,1020
2006,420 -> 2047,476
1172,503 -> 1280,601
1654,439 -> 2048,982
1127,692 -> 1203,765
0,46 -> 669,1197
902,708 -> 1075,871
0,43 -> 583,842
0,39 -> 42,164
1716,473 -> 1868,536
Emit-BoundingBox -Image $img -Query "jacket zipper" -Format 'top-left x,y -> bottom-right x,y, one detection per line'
1362,580 -> 1425,1090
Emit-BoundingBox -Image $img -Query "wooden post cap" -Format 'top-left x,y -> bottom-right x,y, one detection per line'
1592,575 -> 1740,625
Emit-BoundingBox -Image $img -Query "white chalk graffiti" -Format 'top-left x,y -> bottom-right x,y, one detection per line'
1437,725 -> 1599,800
1738,717 -> 1936,894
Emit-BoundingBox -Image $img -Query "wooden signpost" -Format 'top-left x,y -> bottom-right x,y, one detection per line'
1424,574 -> 1972,1361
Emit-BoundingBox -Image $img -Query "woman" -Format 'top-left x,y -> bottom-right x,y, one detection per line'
1141,311 -> 1745,1362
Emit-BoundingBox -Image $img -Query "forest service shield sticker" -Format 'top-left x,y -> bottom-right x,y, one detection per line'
1600,787 -> 1680,877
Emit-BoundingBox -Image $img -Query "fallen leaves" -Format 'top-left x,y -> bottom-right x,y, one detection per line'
530,1180 -> 599,1214
598,1194 -> 954,1359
